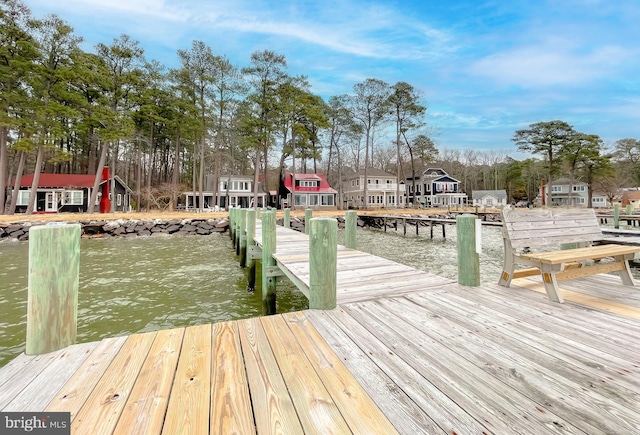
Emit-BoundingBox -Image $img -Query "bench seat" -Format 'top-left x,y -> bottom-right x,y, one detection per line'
498,208 -> 640,303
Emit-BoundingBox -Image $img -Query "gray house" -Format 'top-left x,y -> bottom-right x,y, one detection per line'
472,190 -> 507,207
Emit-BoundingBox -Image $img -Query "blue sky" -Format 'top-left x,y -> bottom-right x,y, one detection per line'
25,0 -> 640,157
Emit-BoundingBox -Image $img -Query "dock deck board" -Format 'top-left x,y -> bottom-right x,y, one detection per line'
2,220 -> 640,433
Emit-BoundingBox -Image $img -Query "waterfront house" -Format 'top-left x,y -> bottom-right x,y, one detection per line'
471,190 -> 508,207
342,167 -> 405,209
406,168 -> 467,207
279,172 -> 337,209
539,178 -> 608,208
621,190 -> 640,210
183,175 -> 267,210
12,170 -> 132,213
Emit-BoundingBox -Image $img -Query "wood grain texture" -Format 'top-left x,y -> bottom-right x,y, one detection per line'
46,336 -> 128,420
260,314 -> 351,434
26,224 -> 80,355
72,332 -> 156,435
162,324 -> 212,435
3,342 -> 98,412
238,318 -> 303,434
283,311 -> 399,434
210,321 -> 255,435
114,328 -> 185,435
0,349 -> 67,410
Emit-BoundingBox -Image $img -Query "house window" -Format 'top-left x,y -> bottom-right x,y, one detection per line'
221,181 -> 228,190
298,180 -> 318,187
356,179 -> 359,186
551,186 -> 562,192
17,190 -> 30,206
321,195 -> 334,206
351,180 -> 355,187
578,197 -> 585,204
117,193 -> 122,206
63,190 -> 84,206
593,197 -> 603,203
572,185 -> 586,192
367,179 -> 371,184
375,179 -> 380,185
389,195 -> 395,204
387,180 -> 392,184
486,198 -> 493,206
294,194 -> 307,206
309,195 -> 319,206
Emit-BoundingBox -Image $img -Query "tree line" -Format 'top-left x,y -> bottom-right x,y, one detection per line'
1,0 -> 638,214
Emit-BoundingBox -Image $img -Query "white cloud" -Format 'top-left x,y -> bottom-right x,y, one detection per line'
470,40 -> 632,88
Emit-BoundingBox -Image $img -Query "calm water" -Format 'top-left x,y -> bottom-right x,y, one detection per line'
1,223 -> 638,367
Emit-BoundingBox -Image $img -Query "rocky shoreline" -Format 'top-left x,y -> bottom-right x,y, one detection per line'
0,218 -> 230,242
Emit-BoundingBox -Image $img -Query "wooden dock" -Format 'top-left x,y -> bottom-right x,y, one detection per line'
2,220 -> 640,433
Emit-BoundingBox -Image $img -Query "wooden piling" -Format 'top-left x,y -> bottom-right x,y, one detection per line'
246,209 -> 257,292
26,224 -> 80,355
283,208 -> 290,228
345,210 -> 357,249
239,208 -> 247,266
305,209 -> 312,235
309,218 -> 337,310
626,204 -> 632,216
229,207 -> 234,241
261,210 -> 277,315
614,204 -> 620,229
456,214 -> 480,287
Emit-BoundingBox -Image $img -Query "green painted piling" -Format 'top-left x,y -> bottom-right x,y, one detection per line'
626,204 -> 632,216
345,210 -> 357,249
229,207 -> 234,240
305,209 -> 313,234
283,208 -> 290,228
475,205 -> 478,215
246,209 -> 257,291
309,218 -> 338,310
239,209 -> 247,265
456,214 -> 480,287
614,204 -> 620,229
261,210 -> 277,315
26,224 -> 80,355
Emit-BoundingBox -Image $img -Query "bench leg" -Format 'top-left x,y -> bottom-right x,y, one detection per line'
540,265 -> 564,303
498,252 -> 515,287
617,258 -> 635,286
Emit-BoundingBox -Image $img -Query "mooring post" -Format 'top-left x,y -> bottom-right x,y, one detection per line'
239,208 -> 247,265
284,208 -> 290,228
305,209 -> 313,235
456,214 -> 480,287
309,217 -> 338,310
345,210 -> 357,249
614,204 -> 620,229
475,205 -> 479,215
403,218 -> 407,236
246,209 -> 257,291
626,204 -> 632,216
261,210 -> 277,315
228,207 -> 234,241
26,224 -> 80,355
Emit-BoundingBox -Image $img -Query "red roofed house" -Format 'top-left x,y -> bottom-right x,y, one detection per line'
621,190 -> 640,210
12,170 -> 132,213
278,173 -> 337,209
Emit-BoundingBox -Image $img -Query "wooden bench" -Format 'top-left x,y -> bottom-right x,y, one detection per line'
498,208 -> 640,303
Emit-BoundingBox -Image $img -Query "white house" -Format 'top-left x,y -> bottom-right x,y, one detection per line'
539,178 -> 608,208
183,175 -> 266,210
342,168 -> 405,209
471,190 -> 507,207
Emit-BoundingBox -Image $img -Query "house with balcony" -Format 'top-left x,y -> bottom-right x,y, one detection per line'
406,168 -> 467,207
342,168 -> 405,209
471,190 -> 507,207
183,175 -> 266,210
279,173 -> 337,209
538,178 -> 608,208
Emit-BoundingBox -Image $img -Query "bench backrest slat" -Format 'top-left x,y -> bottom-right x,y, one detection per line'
502,208 -> 602,249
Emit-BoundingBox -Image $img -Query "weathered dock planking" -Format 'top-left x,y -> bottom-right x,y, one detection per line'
253,220 -> 455,303
1,276 -> 639,434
